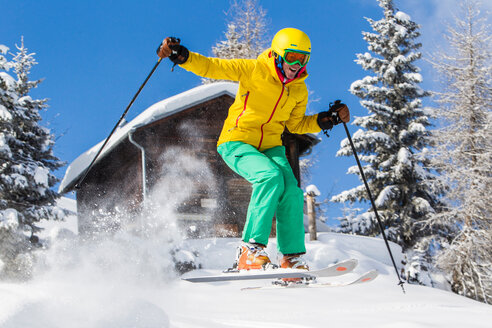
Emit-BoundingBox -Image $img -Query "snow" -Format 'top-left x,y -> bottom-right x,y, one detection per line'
409,122 -> 426,133
397,147 -> 411,165
11,173 -> 28,189
393,54 -> 407,65
56,197 -> 77,213
17,96 -> 32,106
394,24 -> 407,38
34,166 -> 49,187
395,11 -> 411,23
0,209 -> 18,230
413,197 -> 434,214
58,82 -> 238,193
384,65 -> 397,79
0,72 -> 15,88
348,129 -> 392,148
37,197 -> 78,239
0,229 -> 490,328
404,72 -> 423,83
0,133 -> 11,156
0,104 -> 12,120
0,45 -> 8,54
305,184 -> 321,196
375,185 -> 396,207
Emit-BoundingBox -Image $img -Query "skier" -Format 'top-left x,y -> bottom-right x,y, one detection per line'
157,28 -> 350,273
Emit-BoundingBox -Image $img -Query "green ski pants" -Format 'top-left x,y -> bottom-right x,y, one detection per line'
217,141 -> 306,255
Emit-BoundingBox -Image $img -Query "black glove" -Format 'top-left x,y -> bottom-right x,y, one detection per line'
317,111 -> 336,130
317,100 -> 350,130
168,44 -> 189,65
156,37 -> 189,65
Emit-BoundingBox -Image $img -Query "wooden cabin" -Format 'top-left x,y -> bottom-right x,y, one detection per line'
59,82 -> 320,237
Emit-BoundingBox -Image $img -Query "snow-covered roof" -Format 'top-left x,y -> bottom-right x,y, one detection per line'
59,82 -> 239,193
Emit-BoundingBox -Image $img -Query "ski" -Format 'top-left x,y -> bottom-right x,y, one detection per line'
182,258 -> 358,283
241,269 -> 379,290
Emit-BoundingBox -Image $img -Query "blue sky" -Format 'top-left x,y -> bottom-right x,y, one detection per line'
3,0 -> 487,223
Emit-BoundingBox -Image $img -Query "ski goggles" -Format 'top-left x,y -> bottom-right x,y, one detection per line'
282,50 -> 310,67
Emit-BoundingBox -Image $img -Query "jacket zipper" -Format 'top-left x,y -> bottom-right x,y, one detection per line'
234,91 -> 250,128
257,85 -> 284,150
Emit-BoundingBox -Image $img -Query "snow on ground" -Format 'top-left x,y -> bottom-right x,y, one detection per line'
0,228 -> 490,328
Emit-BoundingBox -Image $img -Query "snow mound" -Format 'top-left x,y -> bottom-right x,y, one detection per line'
1,232 -> 491,327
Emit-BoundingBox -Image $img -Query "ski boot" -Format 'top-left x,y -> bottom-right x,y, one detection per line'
275,254 -> 312,285
234,243 -> 273,271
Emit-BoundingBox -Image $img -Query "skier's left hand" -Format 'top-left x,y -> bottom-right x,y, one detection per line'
317,101 -> 350,130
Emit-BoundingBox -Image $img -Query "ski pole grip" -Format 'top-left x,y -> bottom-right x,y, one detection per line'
329,100 -> 343,124
157,37 -> 181,58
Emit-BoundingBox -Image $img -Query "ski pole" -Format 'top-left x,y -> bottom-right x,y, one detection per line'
340,121 -> 405,293
74,57 -> 163,190
324,101 -> 406,293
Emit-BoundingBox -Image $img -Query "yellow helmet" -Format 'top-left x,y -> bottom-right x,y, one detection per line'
271,28 -> 311,66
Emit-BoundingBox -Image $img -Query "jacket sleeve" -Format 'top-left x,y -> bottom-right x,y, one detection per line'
285,94 -> 322,134
179,52 -> 256,81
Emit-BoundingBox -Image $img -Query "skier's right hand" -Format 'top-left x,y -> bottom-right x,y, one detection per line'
156,37 -> 189,65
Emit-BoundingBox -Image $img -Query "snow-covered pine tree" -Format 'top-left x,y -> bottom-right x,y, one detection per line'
212,23 -> 246,60
331,0 -> 449,283
336,204 -> 363,235
0,43 -> 33,280
0,44 -> 22,279
0,39 -> 65,279
202,0 -> 269,84
428,0 -> 491,304
219,0 -> 268,59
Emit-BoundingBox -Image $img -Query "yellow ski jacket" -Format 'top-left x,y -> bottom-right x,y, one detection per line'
180,49 -> 321,151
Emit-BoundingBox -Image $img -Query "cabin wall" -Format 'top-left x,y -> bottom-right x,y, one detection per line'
77,140 -> 142,234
